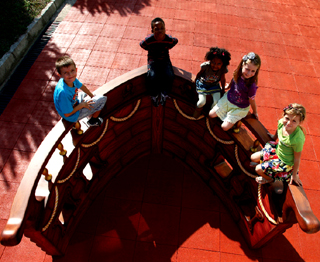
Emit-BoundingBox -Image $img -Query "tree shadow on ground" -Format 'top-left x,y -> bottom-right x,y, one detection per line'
0,37 -> 63,190
73,0 -> 151,16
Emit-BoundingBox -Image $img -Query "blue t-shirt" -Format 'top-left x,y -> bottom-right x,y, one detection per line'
53,78 -> 83,122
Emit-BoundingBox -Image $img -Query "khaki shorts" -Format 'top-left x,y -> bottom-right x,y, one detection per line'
212,93 -> 249,124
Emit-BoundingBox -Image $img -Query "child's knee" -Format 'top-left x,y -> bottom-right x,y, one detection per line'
102,96 -> 107,104
197,100 -> 206,108
255,164 -> 264,175
221,125 -> 230,131
197,94 -> 206,108
212,93 -> 220,104
208,108 -> 217,118
250,151 -> 260,162
221,121 -> 233,131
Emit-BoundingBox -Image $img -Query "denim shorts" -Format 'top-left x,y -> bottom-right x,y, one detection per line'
196,80 -> 221,95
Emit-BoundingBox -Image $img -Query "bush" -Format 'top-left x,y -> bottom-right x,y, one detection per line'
0,0 -> 51,58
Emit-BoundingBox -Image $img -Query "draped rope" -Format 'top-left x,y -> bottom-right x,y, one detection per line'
206,117 -> 234,145
258,184 -> 278,225
42,186 -> 59,232
57,147 -> 81,184
235,145 -> 256,178
82,119 -> 109,148
173,99 -> 204,120
110,99 -> 141,122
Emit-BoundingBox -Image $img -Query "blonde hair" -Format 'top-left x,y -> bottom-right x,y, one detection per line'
233,52 -> 261,87
283,103 -> 306,134
55,56 -> 76,74
283,103 -> 306,122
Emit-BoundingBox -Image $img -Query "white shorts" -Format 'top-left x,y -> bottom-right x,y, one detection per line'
212,93 -> 249,124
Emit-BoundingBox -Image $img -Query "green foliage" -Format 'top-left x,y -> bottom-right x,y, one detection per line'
0,0 -> 51,57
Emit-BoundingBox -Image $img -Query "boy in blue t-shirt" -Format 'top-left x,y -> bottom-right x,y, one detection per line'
140,17 -> 178,106
54,56 -> 107,126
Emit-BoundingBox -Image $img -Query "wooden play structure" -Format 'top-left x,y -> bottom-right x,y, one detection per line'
1,66 -> 319,255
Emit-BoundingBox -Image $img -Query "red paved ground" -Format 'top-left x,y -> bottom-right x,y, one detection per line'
1,0 -> 320,261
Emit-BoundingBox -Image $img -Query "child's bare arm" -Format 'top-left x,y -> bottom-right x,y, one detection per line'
220,74 -> 226,91
249,98 -> 258,120
80,84 -> 94,98
290,151 -> 303,186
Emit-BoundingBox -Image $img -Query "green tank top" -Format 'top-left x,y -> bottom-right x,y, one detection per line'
276,120 -> 305,166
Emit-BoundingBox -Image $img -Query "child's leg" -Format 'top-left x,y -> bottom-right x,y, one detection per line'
86,96 -> 107,126
255,164 -> 274,183
212,92 -> 221,107
255,164 -> 266,177
193,94 -> 205,118
221,121 -> 234,131
250,151 -> 261,163
146,62 -> 161,97
197,94 -> 206,108
92,110 -> 101,118
158,62 -> 175,106
162,62 -> 174,95
208,108 -> 217,118
77,95 -> 107,121
209,92 -> 226,118
88,96 -> 107,116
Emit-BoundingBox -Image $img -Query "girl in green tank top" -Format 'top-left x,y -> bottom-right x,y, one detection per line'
250,103 -> 306,185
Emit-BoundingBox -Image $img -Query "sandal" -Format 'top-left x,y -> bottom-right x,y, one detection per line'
255,176 -> 273,184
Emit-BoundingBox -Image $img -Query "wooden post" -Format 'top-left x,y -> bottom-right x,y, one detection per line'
250,139 -> 260,152
57,143 -> 67,156
151,105 -> 164,154
233,121 -> 242,133
74,121 -> 83,135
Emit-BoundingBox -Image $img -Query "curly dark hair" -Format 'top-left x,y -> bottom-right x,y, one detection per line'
204,47 -> 231,67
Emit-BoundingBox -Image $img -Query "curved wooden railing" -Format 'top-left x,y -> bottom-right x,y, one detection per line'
1,66 -> 319,255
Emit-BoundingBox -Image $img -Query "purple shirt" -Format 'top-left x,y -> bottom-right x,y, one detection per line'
227,78 -> 258,108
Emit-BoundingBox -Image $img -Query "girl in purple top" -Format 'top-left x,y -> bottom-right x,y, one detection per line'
209,52 -> 261,131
